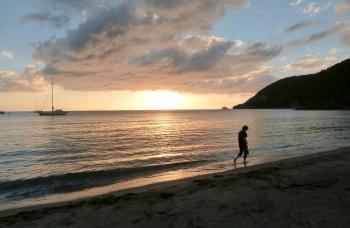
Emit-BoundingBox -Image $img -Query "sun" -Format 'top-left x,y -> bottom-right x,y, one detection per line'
144,90 -> 184,110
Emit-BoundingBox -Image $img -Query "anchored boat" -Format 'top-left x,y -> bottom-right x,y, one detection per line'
38,82 -> 68,116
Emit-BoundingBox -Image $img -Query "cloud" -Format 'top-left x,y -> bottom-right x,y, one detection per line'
276,56 -> 336,73
291,1 -> 331,16
288,28 -> 336,46
186,73 -> 277,94
290,0 -> 303,7
287,21 -> 350,47
302,2 -> 322,16
0,51 -> 14,60
134,38 -> 234,73
21,12 -> 70,27
282,20 -> 312,33
334,0 -> 350,14
328,47 -> 340,54
336,21 -> 350,45
0,66 -> 46,92
29,0 -> 119,26
27,0 -> 284,94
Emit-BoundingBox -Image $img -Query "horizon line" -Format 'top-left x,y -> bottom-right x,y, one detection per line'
2,108 -> 232,113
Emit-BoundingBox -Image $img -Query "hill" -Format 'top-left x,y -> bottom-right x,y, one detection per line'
234,58 -> 350,110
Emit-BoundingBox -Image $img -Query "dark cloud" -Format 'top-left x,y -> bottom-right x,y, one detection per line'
145,0 -> 188,8
238,43 -> 282,62
68,5 -> 135,52
283,20 -> 312,33
21,12 -> 70,27
135,39 -> 234,73
288,28 -> 337,46
288,21 -> 350,47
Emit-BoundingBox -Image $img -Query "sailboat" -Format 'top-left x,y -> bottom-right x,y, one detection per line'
38,82 -> 68,116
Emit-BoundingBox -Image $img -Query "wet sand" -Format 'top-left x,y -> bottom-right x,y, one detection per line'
1,147 -> 350,227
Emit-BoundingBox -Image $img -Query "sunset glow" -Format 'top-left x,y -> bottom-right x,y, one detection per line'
144,90 -> 184,110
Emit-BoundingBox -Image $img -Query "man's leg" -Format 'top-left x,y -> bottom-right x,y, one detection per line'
243,148 -> 248,163
234,148 -> 243,163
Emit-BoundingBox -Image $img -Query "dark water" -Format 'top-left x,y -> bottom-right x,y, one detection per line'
1,110 -> 350,208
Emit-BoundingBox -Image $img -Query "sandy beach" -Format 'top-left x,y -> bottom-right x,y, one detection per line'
1,147 -> 350,227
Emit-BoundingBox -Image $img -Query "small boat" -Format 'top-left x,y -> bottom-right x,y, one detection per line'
37,82 -> 68,116
0,111 -> 5,114
38,109 -> 68,116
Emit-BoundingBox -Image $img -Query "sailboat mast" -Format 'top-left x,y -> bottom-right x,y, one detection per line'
51,82 -> 54,111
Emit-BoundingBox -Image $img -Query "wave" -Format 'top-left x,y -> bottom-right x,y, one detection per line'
0,160 -> 207,202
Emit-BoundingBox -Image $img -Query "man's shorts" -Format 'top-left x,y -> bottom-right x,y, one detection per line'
238,147 -> 249,158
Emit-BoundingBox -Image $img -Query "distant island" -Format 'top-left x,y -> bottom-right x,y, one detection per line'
234,58 -> 350,110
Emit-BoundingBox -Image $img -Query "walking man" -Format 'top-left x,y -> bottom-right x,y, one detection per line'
234,125 -> 249,164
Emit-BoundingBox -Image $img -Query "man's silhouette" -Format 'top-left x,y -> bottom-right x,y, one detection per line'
234,125 -> 249,164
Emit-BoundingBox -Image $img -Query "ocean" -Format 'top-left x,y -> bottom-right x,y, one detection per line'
1,109 -> 350,210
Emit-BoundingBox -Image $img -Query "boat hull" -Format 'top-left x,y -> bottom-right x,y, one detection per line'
38,111 -> 68,116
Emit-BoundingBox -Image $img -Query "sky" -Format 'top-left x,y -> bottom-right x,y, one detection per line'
0,0 -> 349,111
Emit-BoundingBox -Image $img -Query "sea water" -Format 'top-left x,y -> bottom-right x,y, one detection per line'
1,110 -> 350,210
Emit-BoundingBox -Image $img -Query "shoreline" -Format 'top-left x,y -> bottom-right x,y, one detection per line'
1,146 -> 350,227
0,145 -> 323,213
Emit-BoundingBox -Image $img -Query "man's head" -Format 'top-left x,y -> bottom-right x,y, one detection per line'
242,125 -> 248,131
